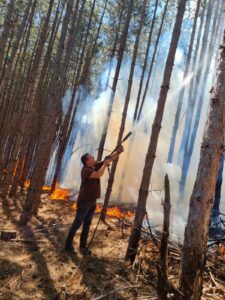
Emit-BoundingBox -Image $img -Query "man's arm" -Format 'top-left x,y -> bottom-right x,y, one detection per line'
108,145 -> 124,162
90,146 -> 124,179
89,160 -> 111,179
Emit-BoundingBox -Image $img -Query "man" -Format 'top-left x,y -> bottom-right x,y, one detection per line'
65,146 -> 124,255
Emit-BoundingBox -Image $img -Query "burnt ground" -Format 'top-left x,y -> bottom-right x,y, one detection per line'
0,192 -> 225,300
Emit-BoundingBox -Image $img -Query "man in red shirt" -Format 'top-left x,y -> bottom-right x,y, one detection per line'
65,146 -> 124,255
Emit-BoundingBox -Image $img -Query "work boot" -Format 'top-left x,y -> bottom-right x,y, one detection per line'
79,246 -> 91,256
64,245 -> 77,254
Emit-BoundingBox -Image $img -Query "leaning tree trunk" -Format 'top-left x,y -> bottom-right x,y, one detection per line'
20,0 -> 76,225
179,0 -> 222,197
157,174 -> 171,300
136,0 -> 169,122
178,0 -> 211,163
97,0 -> 134,161
133,0 -> 159,122
0,0 -> 32,96
51,0 -> 108,192
167,0 -> 201,163
102,2 -> 125,94
19,0 -> 65,189
125,0 -> 187,264
100,0 -> 147,221
0,0 -> 15,78
179,29 -> 225,300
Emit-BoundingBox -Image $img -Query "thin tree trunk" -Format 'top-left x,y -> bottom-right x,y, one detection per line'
19,0 -> 66,188
167,0 -> 201,163
0,0 -> 15,78
73,0 -> 97,87
97,0 -> 134,161
103,2 -> 125,93
133,0 -> 159,122
125,0 -> 187,264
178,0 -> 210,161
20,0 -> 81,225
100,0 -> 147,221
179,29 -> 225,300
51,0 -> 109,192
0,0 -> 32,93
157,174 -> 171,300
136,0 -> 169,122
179,0 -> 222,197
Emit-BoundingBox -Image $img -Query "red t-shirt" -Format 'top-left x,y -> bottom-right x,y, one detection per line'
77,162 -> 104,207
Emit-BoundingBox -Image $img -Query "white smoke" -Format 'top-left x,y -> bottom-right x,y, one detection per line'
61,31 -> 224,240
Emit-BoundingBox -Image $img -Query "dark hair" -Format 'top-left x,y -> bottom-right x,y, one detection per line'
81,153 -> 89,166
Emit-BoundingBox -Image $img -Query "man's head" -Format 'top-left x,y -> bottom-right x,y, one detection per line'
81,153 -> 95,167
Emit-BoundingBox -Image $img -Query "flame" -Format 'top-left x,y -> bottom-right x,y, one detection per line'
24,180 -> 133,218
25,179 -> 30,188
50,183 -> 69,200
42,185 -> 51,192
24,180 -> 69,200
71,203 -> 134,219
13,160 -> 19,176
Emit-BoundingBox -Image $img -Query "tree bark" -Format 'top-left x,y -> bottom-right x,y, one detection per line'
167,0 -> 201,163
179,0 -> 222,197
211,153 -> 225,228
178,0 -> 210,162
100,0 -> 147,221
133,0 -> 159,122
157,174 -> 171,300
125,0 -> 187,264
20,0 -> 77,225
136,0 -> 169,122
179,29 -> 225,300
0,0 -> 15,78
97,0 -> 134,161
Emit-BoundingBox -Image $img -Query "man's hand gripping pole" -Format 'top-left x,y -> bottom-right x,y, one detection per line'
104,131 -> 132,173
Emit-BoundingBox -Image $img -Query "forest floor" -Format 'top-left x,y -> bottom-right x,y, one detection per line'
0,191 -> 225,300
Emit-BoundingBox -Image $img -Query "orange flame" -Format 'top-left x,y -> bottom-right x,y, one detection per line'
50,183 -> 69,200
24,180 -> 133,219
24,180 -> 69,200
71,203 -> 134,219
25,179 -> 30,188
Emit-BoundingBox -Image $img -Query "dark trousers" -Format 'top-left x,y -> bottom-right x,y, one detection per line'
65,202 -> 96,249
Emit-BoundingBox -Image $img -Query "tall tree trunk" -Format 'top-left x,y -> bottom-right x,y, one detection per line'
0,0 -> 15,78
125,0 -> 187,264
0,19 -> 41,195
0,0 -> 32,93
103,2 -> 125,93
157,174 -> 171,300
20,0 -> 77,225
136,0 -> 169,122
97,0 -> 134,161
19,0 -> 66,188
179,29 -> 225,300
100,0 -> 147,221
73,0 -> 97,87
133,0 -> 159,122
51,0 -> 109,192
50,95 -> 75,193
178,0 -> 211,162
167,0 -> 201,163
179,0 -> 222,197
0,0 -> 34,168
